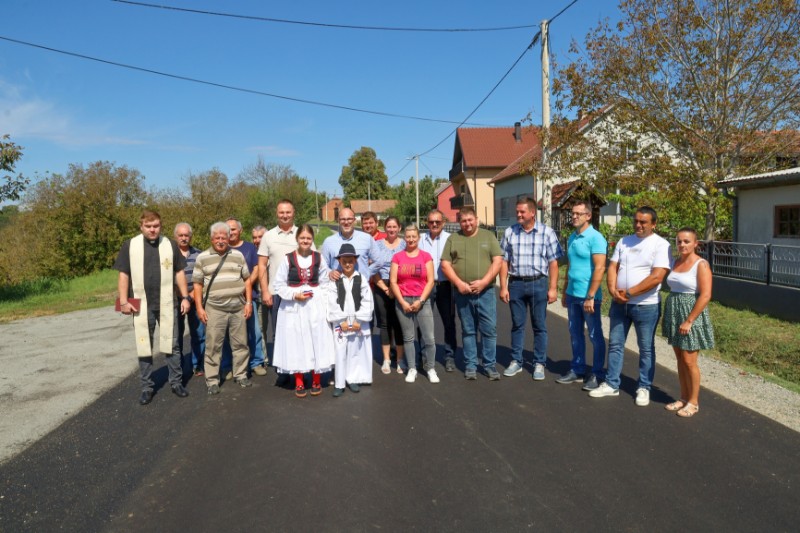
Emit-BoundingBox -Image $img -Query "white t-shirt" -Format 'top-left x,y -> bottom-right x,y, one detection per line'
610,233 -> 671,305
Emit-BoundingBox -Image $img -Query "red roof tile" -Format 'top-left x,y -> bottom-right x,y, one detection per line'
456,126 -> 541,169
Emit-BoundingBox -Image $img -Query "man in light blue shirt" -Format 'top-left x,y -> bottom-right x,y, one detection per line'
558,200 -> 607,390
321,207 -> 380,280
418,209 -> 458,372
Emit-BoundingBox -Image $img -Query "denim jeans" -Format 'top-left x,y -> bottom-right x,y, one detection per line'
222,301 -> 264,370
177,304 -> 205,370
455,287 -> 497,371
605,302 -> 661,390
431,282 -> 457,363
396,297 -> 436,371
566,295 -> 605,377
508,277 -> 548,365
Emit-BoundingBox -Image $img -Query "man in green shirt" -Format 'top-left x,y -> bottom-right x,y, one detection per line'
441,207 -> 504,380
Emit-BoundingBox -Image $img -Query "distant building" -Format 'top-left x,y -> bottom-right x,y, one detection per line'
320,197 -> 344,223
449,122 -> 539,226
718,166 -> 800,244
435,182 -> 457,222
349,199 -> 397,222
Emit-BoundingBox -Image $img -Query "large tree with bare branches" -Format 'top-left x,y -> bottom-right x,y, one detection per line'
552,0 -> 800,239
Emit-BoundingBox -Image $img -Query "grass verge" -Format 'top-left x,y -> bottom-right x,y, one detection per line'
0,270 -> 118,323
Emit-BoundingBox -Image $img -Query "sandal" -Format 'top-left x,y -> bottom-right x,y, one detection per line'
310,384 -> 322,396
396,365 -> 404,375
677,403 -> 699,418
665,400 -> 686,412
295,386 -> 307,398
381,360 -> 391,374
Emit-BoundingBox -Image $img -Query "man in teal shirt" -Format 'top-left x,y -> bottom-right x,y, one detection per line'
558,200 -> 607,390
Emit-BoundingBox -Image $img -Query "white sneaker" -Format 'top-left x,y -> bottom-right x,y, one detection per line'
405,368 -> 417,383
427,369 -> 440,384
635,388 -> 650,406
588,382 -> 619,398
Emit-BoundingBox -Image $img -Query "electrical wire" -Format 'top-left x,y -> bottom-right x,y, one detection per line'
0,35 -> 491,126
111,0 -> 539,33
386,0 -> 579,176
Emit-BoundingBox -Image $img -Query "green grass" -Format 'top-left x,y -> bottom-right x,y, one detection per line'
0,270 -> 118,323
556,265 -> 800,391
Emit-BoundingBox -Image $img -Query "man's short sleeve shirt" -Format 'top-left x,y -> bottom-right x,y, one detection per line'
610,233 -> 671,305
566,226 -> 608,299
441,228 -> 503,283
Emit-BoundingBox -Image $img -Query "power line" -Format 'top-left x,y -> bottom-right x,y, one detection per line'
0,35 -> 493,126
111,0 -> 539,33
416,31 -> 541,158
399,0 -> 580,170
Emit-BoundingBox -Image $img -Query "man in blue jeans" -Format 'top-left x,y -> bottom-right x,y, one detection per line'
557,200 -> 607,390
499,197 -> 562,381
441,207 -> 504,380
589,206 -> 670,406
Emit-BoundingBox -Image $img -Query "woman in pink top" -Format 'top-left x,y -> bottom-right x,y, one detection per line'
390,225 -> 438,383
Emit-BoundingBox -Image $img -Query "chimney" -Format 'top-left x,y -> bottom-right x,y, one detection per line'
514,122 -> 522,142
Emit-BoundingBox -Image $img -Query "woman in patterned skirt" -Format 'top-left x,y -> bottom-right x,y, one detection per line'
662,227 -> 714,418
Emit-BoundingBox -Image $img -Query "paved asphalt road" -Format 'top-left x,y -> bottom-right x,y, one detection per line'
1,301 -> 798,532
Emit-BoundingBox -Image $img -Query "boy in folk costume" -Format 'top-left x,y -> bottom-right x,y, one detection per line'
327,243 -> 374,397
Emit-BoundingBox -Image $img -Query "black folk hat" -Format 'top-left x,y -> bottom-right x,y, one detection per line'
335,243 -> 359,259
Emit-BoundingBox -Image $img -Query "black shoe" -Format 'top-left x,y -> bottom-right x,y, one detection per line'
348,383 -> 360,393
171,384 -> 189,398
139,390 -> 154,405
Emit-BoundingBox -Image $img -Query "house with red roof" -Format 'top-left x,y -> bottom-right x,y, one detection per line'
449,122 -> 539,226
434,182 -> 457,222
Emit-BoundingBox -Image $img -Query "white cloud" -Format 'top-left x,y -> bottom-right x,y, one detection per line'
246,145 -> 301,157
0,79 -> 146,147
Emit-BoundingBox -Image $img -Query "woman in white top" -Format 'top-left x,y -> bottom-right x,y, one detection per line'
662,227 -> 715,418
272,224 -> 335,398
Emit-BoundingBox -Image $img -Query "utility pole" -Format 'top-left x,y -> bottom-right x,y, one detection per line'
406,155 -> 421,226
314,180 -> 319,231
415,155 -> 420,227
540,18 -> 551,222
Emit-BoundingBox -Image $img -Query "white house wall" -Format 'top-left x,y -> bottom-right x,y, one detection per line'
737,185 -> 800,245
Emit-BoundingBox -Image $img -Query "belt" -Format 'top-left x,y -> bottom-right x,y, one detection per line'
509,274 -> 545,282
434,280 -> 450,286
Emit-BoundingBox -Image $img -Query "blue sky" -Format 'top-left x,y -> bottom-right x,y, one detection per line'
1,0 -> 620,200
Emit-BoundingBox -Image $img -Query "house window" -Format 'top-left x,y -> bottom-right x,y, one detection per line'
775,205 -> 800,238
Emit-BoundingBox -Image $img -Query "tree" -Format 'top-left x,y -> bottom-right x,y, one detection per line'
238,157 -> 317,228
1,135 -> 29,202
339,147 -> 390,203
553,0 -> 800,239
389,175 -> 446,225
21,161 -> 150,278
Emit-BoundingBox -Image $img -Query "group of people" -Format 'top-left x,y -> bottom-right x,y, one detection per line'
115,198 -> 714,418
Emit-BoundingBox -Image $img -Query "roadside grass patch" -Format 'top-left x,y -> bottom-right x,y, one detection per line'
0,270 -> 117,323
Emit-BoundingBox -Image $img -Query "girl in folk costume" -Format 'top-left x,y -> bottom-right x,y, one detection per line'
327,243 -> 374,397
272,225 -> 336,398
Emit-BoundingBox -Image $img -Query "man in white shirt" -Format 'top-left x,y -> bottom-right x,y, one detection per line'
258,199 -> 306,364
418,209 -> 457,372
589,206 -> 671,406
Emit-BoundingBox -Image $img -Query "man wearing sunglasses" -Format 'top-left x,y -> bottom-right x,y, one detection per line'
419,209 -> 458,372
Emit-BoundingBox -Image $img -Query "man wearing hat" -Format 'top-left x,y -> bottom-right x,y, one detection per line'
326,243 -> 374,397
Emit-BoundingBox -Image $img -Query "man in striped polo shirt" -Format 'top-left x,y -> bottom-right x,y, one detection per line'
193,222 -> 254,395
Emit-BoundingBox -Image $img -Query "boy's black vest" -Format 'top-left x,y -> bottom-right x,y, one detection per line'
335,274 -> 362,311
286,251 -> 321,287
